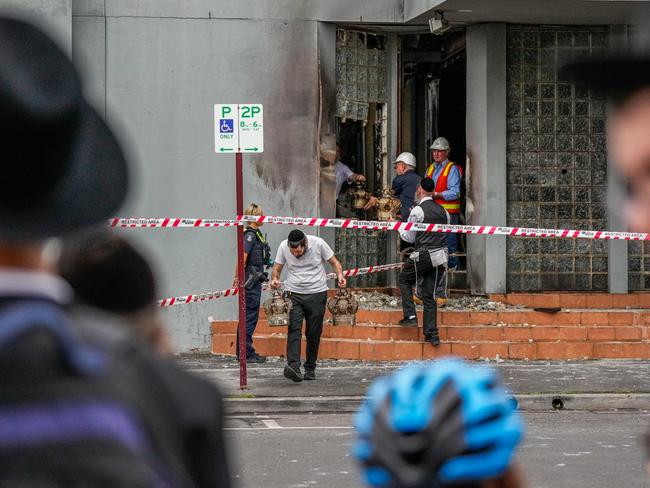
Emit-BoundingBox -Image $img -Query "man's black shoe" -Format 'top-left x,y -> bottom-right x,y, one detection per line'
304,369 -> 316,380
283,364 -> 303,382
247,353 -> 267,363
398,317 -> 418,327
425,334 -> 441,346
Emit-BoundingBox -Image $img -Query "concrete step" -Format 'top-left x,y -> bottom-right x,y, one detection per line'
211,332 -> 650,360
213,309 -> 650,336
212,306 -> 650,360
488,292 -> 650,309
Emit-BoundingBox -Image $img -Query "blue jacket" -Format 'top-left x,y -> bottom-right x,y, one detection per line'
392,170 -> 422,221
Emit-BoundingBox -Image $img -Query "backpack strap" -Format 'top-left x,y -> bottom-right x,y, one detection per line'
0,302 -> 106,377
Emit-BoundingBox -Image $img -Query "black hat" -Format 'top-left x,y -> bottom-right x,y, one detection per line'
0,18 -> 128,241
420,178 -> 436,193
560,18 -> 650,104
288,229 -> 306,247
560,57 -> 650,104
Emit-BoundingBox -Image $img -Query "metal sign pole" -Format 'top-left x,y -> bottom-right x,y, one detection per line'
236,151 -> 247,389
215,102 -> 262,389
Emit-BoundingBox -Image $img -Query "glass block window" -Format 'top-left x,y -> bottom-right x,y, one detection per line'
334,229 -> 387,287
628,242 -> 650,290
335,29 -> 388,121
506,26 -> 609,291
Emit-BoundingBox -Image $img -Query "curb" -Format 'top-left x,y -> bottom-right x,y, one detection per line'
225,393 -> 650,415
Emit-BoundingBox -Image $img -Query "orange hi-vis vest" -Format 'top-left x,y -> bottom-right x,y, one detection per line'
425,160 -> 462,214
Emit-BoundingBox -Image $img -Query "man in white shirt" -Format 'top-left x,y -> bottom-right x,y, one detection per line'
334,144 -> 365,200
270,229 -> 346,382
398,178 -> 450,346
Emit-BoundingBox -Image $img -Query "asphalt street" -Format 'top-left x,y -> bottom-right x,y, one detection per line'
225,411 -> 650,488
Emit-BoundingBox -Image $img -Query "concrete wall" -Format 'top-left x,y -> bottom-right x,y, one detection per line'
70,3 -> 325,351
465,23 -> 507,294
105,17 -> 319,351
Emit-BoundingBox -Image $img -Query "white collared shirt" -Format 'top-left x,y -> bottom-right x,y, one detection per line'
399,197 -> 450,243
0,268 -> 73,304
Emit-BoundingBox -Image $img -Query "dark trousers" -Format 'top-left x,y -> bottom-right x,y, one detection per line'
236,281 -> 262,358
287,291 -> 328,370
399,254 -> 445,338
447,213 -> 460,268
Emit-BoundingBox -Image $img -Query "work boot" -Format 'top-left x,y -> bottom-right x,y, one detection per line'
303,368 -> 316,380
436,298 -> 447,308
247,352 -> 267,363
398,316 -> 418,327
283,364 -> 303,382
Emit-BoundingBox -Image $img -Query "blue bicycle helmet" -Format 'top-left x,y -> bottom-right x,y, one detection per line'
353,359 -> 523,488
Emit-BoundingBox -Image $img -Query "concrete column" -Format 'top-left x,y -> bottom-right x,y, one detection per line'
387,33 -> 399,287
317,22 -> 337,252
607,25 -> 628,293
465,23 -> 507,294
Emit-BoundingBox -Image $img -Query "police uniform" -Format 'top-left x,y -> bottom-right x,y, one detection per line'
237,226 -> 271,359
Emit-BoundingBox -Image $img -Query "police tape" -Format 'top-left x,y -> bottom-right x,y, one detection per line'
157,262 -> 404,307
111,218 -> 239,228
111,215 -> 650,241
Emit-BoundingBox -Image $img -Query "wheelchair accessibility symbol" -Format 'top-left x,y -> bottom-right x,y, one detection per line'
220,119 -> 234,133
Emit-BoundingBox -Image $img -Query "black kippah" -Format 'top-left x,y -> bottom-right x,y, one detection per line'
420,178 -> 436,192
59,233 -> 156,313
288,229 -> 306,244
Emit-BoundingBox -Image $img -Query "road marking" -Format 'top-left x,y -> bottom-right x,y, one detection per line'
224,426 -> 354,431
262,419 -> 282,429
226,415 -> 270,419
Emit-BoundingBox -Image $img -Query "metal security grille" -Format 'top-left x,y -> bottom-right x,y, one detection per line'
506,26 -> 609,291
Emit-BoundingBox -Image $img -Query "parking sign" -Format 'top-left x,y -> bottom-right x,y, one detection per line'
214,103 -> 263,153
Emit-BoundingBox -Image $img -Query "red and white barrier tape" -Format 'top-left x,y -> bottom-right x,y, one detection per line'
111,218 -> 239,228
157,262 -> 404,307
111,215 -> 649,241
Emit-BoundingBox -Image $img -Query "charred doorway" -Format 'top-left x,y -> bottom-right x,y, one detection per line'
400,31 -> 468,290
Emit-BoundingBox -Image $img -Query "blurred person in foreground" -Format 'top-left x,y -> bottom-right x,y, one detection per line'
353,358 -> 525,488
59,232 -> 172,355
562,32 -> 650,233
562,22 -> 650,483
0,17 -> 230,486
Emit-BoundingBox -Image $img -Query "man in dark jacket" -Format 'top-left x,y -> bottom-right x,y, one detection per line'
397,178 -> 450,346
0,17 -> 231,487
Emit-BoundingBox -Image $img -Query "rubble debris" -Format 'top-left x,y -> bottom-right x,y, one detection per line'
354,291 -> 524,311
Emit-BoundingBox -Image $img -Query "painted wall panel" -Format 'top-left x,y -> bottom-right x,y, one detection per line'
106,17 -> 319,350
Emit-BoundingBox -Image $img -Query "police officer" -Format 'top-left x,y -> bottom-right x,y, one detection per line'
232,203 -> 272,363
398,178 -> 450,346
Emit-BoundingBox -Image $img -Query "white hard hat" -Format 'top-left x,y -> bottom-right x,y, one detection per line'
394,152 -> 416,168
430,137 -> 450,151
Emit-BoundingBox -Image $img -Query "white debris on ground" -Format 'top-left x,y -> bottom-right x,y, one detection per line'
354,291 -> 524,311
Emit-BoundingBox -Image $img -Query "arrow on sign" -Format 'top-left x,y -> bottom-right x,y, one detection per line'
219,148 -> 234,152
244,147 -> 258,151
